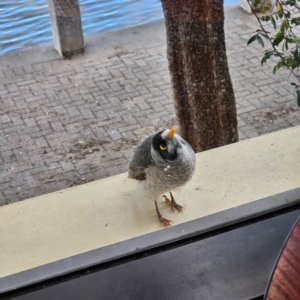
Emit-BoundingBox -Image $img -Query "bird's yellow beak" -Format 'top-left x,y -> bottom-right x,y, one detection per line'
168,127 -> 176,139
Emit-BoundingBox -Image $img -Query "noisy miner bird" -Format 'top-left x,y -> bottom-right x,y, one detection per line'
128,128 -> 196,227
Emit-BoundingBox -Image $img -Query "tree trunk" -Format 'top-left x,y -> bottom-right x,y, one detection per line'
161,0 -> 238,152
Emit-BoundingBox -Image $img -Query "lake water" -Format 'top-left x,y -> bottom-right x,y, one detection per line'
0,0 -> 239,55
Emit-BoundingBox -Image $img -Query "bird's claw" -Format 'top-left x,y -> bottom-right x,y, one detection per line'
163,194 -> 184,213
173,202 -> 184,213
155,200 -> 173,227
158,215 -> 173,227
162,195 -> 172,205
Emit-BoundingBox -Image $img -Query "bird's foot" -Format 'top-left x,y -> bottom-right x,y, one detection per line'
155,200 -> 173,227
163,192 -> 184,213
162,195 -> 172,205
157,214 -> 173,227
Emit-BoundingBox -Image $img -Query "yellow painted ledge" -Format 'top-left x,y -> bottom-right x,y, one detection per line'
1,126 -> 300,278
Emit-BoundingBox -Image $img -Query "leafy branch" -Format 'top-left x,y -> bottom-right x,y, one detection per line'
247,0 -> 300,105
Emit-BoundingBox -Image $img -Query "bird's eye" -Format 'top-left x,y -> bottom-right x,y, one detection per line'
160,145 -> 167,151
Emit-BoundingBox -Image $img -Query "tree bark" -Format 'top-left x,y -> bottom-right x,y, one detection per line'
161,0 -> 238,152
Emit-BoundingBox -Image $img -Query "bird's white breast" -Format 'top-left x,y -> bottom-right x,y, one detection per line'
139,138 -> 196,201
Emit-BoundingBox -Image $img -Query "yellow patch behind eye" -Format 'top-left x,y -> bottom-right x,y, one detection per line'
160,145 -> 167,151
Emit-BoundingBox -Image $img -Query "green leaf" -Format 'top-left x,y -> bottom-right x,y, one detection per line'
280,21 -> 289,33
273,64 -> 280,74
260,32 -> 269,39
261,50 -> 273,65
253,0 -> 261,7
256,35 -> 264,47
291,17 -> 300,26
266,2 -> 273,9
285,37 -> 295,43
284,57 -> 293,68
247,35 -> 257,45
270,16 -> 276,30
277,11 -> 283,19
292,48 -> 299,56
291,59 -> 300,70
260,6 -> 266,14
264,50 -> 273,58
273,31 -> 284,46
296,89 -> 300,106
291,83 -> 298,86
285,0 -> 296,6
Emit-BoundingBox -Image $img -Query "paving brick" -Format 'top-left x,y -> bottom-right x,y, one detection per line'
84,79 -> 96,88
3,190 -> 19,204
81,109 -> 94,119
35,137 -> 49,148
23,118 -> 37,128
135,59 -> 147,67
54,105 -> 67,115
248,98 -> 266,109
107,128 -> 122,140
236,97 -> 252,107
7,133 -> 21,144
152,100 -> 167,112
147,87 -> 164,97
67,107 -> 81,117
60,161 -> 75,172
33,72 -> 46,82
25,94 -> 47,103
3,69 -> 15,78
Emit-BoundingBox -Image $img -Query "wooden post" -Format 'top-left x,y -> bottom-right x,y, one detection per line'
47,0 -> 84,57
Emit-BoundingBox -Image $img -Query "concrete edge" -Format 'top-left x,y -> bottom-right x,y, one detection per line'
0,19 -> 166,71
0,3 -> 245,71
2,186 -> 300,294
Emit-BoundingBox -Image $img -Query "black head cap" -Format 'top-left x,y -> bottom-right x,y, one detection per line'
152,130 -> 177,161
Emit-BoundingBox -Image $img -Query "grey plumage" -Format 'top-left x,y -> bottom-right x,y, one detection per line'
128,128 -> 196,227
128,135 -> 153,181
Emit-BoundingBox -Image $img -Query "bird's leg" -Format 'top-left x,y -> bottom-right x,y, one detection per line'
163,192 -> 184,213
155,201 -> 173,227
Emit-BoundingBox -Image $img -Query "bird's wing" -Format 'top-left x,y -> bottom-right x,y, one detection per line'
128,135 -> 153,181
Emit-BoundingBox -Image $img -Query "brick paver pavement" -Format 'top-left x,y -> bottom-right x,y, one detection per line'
0,5 -> 299,205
